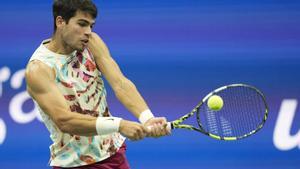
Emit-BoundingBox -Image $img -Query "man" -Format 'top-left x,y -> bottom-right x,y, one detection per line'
25,0 -> 169,168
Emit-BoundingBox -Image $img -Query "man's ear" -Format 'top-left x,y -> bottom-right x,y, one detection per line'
55,16 -> 66,29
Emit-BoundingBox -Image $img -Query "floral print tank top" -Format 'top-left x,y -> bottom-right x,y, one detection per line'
28,39 -> 125,167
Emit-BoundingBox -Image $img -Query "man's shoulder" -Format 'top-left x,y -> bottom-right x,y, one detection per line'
31,40 -> 50,57
26,60 -> 53,78
26,39 -> 55,80
25,60 -> 55,91
28,39 -> 60,70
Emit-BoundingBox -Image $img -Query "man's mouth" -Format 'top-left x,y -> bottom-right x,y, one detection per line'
81,39 -> 89,45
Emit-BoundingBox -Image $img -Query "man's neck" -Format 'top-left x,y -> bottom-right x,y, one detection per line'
46,34 -> 74,55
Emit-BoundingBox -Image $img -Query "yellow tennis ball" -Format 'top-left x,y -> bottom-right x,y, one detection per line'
207,95 -> 224,111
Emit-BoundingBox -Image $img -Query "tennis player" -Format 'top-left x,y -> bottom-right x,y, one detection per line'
25,0 -> 169,168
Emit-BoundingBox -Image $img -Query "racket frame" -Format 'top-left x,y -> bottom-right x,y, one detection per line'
169,84 -> 269,141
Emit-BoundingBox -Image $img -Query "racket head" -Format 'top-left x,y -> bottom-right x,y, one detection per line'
196,84 -> 268,140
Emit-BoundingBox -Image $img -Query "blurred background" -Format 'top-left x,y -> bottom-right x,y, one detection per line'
0,0 -> 299,168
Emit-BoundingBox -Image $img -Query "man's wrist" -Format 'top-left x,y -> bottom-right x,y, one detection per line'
139,109 -> 154,124
96,117 -> 122,135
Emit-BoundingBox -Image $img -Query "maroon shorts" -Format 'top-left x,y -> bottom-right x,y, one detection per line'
53,144 -> 130,169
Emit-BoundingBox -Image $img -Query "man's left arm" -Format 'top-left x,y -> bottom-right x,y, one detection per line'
88,32 -> 169,137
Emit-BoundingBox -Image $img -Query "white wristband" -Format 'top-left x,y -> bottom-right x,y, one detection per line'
96,117 -> 122,135
138,109 -> 154,124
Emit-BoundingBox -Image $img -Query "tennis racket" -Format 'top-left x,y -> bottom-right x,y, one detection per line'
166,84 -> 268,141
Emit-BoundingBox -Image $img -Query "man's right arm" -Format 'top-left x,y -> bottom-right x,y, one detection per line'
25,60 -> 146,140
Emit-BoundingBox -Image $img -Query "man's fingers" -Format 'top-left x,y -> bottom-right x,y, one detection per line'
143,116 -> 170,138
119,120 -> 148,140
147,124 -> 163,137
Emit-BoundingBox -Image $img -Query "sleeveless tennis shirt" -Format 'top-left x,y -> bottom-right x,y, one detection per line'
28,39 -> 125,167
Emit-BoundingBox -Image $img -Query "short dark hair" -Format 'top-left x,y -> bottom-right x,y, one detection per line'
53,0 -> 97,31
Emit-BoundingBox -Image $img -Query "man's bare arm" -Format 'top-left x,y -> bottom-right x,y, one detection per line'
88,33 -> 149,118
88,33 -> 170,137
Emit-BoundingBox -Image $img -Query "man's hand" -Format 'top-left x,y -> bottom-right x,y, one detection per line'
119,120 -> 147,141
144,117 -> 170,138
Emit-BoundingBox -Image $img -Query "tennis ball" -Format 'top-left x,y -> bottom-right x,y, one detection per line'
207,95 -> 223,111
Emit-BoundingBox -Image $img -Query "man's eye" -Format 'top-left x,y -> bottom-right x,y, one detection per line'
78,23 -> 87,27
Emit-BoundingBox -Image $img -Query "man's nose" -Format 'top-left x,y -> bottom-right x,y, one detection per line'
85,27 -> 92,36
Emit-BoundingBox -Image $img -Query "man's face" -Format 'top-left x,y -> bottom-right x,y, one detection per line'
60,11 -> 95,52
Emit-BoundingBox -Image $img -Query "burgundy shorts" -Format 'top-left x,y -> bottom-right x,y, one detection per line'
53,144 -> 130,169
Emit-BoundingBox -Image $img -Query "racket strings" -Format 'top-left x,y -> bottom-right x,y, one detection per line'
199,86 -> 267,138
235,87 -> 265,137
205,107 -> 218,134
241,87 -> 252,136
